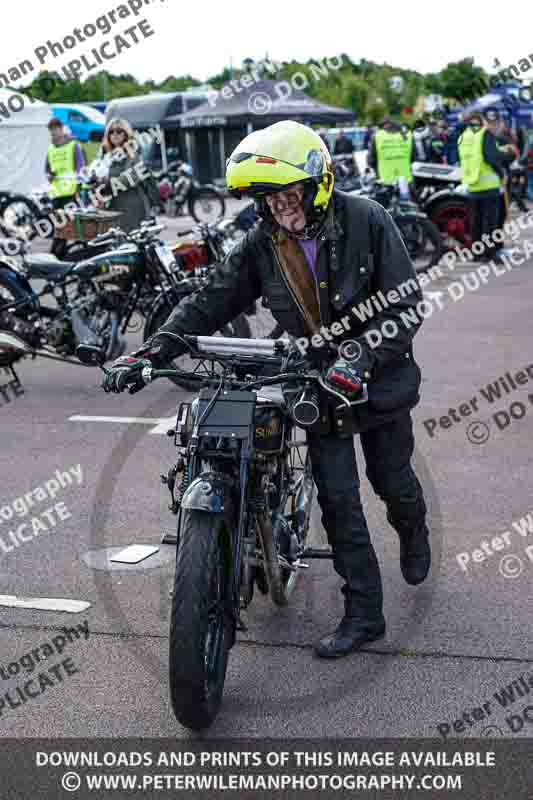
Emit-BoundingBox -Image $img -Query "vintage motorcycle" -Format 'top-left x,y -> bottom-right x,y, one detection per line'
158,161 -> 226,224
355,174 -> 443,272
410,161 -> 473,250
0,221 -> 252,380
0,222 -> 226,366
77,333 -> 369,729
0,222 -> 174,365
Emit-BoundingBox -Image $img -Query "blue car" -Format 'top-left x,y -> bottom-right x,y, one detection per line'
51,104 -> 105,143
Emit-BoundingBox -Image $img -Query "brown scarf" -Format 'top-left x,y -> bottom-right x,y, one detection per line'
275,229 -> 321,334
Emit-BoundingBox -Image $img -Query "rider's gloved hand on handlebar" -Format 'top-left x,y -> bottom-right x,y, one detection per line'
102,355 -> 153,394
324,359 -> 364,400
102,331 -> 189,393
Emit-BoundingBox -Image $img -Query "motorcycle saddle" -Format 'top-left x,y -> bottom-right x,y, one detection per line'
24,254 -> 76,280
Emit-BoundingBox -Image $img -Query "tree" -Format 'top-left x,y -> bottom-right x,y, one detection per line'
437,58 -> 489,103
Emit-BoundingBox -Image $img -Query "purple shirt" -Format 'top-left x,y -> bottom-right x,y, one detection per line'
297,238 -> 318,280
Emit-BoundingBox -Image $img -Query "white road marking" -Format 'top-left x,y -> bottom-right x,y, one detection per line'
147,416 -> 176,435
110,545 -> 160,564
0,595 -> 91,613
69,415 -> 164,425
69,414 -> 175,435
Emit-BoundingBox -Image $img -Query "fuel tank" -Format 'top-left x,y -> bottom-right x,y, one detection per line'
71,244 -> 142,284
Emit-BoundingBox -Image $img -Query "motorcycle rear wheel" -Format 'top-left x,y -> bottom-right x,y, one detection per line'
169,510 -> 233,730
395,215 -> 442,273
257,449 -> 314,606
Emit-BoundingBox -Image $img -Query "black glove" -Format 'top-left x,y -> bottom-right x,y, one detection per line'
324,359 -> 364,400
102,354 -> 152,394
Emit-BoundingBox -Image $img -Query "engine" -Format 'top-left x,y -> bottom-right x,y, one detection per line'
47,286 -> 126,360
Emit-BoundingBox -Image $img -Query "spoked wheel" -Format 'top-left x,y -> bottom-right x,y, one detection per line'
279,449 -> 314,598
143,305 -> 251,392
190,190 -> 225,224
257,449 -> 315,606
1,199 -> 40,241
429,199 -> 473,252
395,215 -> 442,273
169,511 -> 233,730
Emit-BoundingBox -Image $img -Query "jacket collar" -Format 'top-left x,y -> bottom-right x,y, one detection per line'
263,193 -> 344,242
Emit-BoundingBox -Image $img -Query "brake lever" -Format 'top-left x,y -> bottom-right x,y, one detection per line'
317,374 -> 368,408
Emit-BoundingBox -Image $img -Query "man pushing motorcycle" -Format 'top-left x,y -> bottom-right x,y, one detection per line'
102,120 -> 431,658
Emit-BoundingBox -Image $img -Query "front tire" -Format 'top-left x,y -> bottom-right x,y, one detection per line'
169,511 -> 233,730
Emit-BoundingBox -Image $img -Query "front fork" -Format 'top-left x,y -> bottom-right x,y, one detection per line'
167,446 -> 251,637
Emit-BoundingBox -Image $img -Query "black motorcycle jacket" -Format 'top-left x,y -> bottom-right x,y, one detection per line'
148,190 -> 425,435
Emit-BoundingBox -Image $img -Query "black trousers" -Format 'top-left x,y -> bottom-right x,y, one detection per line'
470,191 -> 502,258
50,195 -> 77,259
306,412 -> 426,621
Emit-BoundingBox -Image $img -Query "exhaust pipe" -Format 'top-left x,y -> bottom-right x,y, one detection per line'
0,330 -> 33,356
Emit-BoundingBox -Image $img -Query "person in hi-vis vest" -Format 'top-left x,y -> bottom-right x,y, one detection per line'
368,118 -> 414,184
458,111 -> 506,263
45,117 -> 86,257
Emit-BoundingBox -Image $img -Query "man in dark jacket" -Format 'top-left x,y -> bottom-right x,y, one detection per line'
334,130 -> 355,156
102,121 -> 431,659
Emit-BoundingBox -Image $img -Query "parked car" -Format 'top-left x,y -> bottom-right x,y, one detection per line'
51,104 -> 105,144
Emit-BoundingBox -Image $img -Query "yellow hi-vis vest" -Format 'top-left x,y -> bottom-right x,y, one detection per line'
48,141 -> 78,198
458,128 -> 501,193
374,129 -> 413,182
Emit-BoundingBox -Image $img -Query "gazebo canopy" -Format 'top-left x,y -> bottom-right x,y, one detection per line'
176,79 -> 355,129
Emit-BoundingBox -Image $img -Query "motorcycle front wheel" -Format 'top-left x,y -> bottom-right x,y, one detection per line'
169,510 -> 233,730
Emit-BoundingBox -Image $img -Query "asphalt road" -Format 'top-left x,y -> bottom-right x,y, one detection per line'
1,205 -> 533,742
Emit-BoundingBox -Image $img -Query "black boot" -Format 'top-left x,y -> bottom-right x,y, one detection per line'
388,513 -> 431,585
314,614 -> 385,659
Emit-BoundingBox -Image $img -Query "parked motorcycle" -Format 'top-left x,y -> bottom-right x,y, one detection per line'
168,219 -> 280,346
356,175 -> 443,272
158,162 -> 225,224
0,189 -> 51,241
332,154 -> 361,192
78,333 -> 369,729
509,162 -> 529,213
0,221 -> 235,370
410,162 -> 473,250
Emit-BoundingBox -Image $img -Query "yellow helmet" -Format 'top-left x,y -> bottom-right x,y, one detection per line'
226,120 -> 334,214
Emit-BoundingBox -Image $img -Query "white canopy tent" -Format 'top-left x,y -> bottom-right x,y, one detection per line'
0,89 -> 53,194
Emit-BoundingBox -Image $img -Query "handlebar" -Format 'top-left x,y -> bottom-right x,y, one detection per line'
139,334 -> 368,409
88,222 -> 166,248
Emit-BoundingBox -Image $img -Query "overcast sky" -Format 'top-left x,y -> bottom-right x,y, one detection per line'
3,0 -> 532,90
